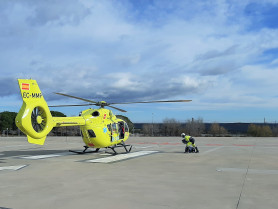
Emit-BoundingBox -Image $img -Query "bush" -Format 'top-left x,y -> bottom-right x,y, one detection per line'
209,123 -> 228,136
247,124 -> 272,137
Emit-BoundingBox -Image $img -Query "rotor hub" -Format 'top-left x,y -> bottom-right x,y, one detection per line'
36,115 -> 43,124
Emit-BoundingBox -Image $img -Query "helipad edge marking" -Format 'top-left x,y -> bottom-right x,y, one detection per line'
86,151 -> 158,163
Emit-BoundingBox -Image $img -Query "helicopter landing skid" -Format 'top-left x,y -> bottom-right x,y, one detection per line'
69,146 -> 100,154
107,142 -> 133,155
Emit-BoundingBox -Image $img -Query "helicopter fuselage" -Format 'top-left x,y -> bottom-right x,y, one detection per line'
78,108 -> 129,148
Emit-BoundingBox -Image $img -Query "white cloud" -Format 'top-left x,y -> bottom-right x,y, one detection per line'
1,0 -> 278,122
108,73 -> 141,90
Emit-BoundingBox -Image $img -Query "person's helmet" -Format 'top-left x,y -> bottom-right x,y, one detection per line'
181,133 -> 185,137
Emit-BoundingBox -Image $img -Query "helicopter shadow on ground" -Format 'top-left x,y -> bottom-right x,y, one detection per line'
0,149 -> 70,159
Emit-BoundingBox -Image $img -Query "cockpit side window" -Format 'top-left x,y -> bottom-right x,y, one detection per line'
107,124 -> 111,132
112,123 -> 118,133
124,122 -> 129,132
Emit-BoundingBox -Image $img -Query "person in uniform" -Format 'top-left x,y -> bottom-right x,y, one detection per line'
181,133 -> 199,153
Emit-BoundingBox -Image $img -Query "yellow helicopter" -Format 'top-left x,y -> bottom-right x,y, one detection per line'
15,79 -> 191,154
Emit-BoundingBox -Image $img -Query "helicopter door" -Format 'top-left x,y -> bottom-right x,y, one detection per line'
118,122 -> 125,139
111,123 -> 119,142
107,124 -> 112,142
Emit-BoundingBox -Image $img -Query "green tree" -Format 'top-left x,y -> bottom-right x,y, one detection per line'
260,125 -> 272,137
0,111 -> 18,131
247,124 -> 272,137
50,111 -> 67,136
50,111 -> 66,117
247,124 -> 257,136
209,123 -> 228,136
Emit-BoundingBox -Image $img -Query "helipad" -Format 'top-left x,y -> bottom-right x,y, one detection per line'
0,136 -> 278,209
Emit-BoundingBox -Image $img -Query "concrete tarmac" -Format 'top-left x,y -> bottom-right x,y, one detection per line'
1,136 -> 278,209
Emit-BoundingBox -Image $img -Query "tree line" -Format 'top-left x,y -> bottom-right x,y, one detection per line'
247,124 -> 276,137
142,118 -> 227,137
1,111 -> 278,137
142,119 -> 278,137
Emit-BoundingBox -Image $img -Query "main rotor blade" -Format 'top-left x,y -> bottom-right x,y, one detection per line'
54,92 -> 98,104
107,105 -> 127,113
49,104 -> 93,107
109,100 -> 192,105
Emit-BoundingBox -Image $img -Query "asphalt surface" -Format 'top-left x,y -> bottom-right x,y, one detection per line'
1,136 -> 278,209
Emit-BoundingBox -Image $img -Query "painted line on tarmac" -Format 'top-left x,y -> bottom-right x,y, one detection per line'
134,145 -> 159,149
20,152 -> 72,160
200,147 -> 222,155
134,142 -> 182,145
233,144 -> 255,147
216,168 -> 278,175
0,165 -> 28,171
100,153 -> 112,156
85,151 -> 159,163
134,143 -> 278,147
0,144 -> 38,150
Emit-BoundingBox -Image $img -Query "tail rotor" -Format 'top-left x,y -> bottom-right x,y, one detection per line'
31,106 -> 47,133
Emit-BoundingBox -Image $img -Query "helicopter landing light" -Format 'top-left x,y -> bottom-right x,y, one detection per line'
85,150 -> 158,163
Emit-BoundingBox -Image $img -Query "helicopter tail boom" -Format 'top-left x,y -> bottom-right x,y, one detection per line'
53,116 -> 85,127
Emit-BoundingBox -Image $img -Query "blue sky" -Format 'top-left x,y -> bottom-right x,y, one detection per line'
1,0 -> 278,123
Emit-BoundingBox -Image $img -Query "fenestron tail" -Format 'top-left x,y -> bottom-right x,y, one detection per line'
16,79 -> 86,145
15,79 -> 54,145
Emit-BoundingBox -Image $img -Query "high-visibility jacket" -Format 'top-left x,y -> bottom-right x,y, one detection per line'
184,135 -> 191,142
182,135 -> 196,147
